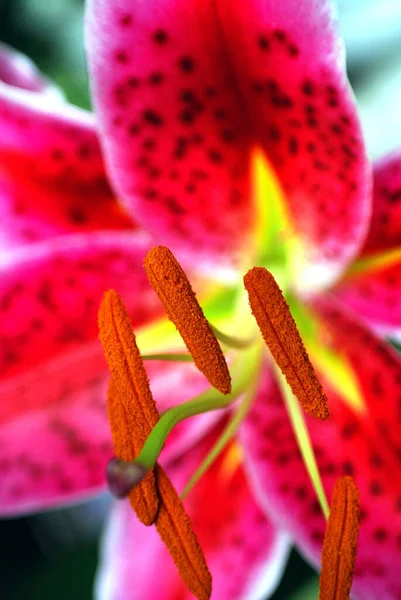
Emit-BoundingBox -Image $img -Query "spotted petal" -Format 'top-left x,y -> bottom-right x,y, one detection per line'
0,74 -> 132,251
362,150 -> 401,254
332,261 -> 401,340
0,231 -> 229,513
0,232 -> 152,511
0,232 -> 160,382
0,360 -> 221,516
0,256 -> 220,516
240,305 -> 401,600
333,151 -> 401,338
86,0 -> 370,282
96,424 -> 290,600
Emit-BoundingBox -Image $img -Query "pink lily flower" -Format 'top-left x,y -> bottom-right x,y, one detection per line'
1,0 -> 401,597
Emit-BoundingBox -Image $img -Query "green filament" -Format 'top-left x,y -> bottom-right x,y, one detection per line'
180,344 -> 263,498
141,353 -> 194,362
276,366 -> 329,519
134,343 -> 261,470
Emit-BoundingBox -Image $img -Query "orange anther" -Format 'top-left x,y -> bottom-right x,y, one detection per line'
319,476 -> 360,600
244,267 -> 330,419
106,379 -> 159,525
99,290 -> 212,598
99,290 -> 160,524
155,465 -> 212,600
144,246 -> 231,395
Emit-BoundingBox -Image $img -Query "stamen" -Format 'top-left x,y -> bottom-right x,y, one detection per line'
99,291 -> 160,525
155,464 -> 212,600
181,344 -> 263,499
210,324 -> 254,349
99,290 -> 212,596
144,246 -> 231,394
134,344 -> 261,473
319,476 -> 360,600
105,378 -> 159,525
244,267 -> 330,420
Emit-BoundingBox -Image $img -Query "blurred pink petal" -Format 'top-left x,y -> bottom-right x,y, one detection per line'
363,150 -> 401,254
333,152 -> 401,337
0,74 -> 132,251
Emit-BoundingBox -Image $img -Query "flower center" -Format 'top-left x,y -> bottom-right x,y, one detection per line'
99,240 -> 334,522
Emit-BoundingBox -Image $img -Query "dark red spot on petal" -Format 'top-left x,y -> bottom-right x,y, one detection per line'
153,29 -> 168,44
178,56 -> 195,73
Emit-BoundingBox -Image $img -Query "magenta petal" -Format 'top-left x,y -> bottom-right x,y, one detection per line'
240,311 -> 401,600
0,232 -> 159,513
96,425 -> 290,600
332,261 -> 401,338
0,231 -> 161,389
0,43 -> 63,97
86,0 -> 370,279
86,0 -> 258,275
332,153 -> 401,336
0,80 -> 132,251
215,0 -> 371,282
0,374 -> 112,515
86,0 -> 261,276
363,150 -> 401,254
0,230 -> 231,513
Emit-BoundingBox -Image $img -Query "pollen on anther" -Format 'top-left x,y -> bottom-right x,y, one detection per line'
98,291 -> 161,525
319,476 -> 360,599
143,246 -> 231,395
244,267 -> 330,419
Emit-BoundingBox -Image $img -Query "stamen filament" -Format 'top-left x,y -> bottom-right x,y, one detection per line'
180,344 -> 263,498
276,367 -> 330,519
135,344 -> 260,471
141,353 -> 194,362
144,246 -> 231,394
210,324 -> 254,349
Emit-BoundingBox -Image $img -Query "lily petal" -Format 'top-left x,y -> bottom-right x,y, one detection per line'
333,151 -> 401,337
0,372 -> 112,515
363,150 -> 401,254
86,0 -> 370,282
215,0 -> 371,288
0,232 -> 160,383
332,260 -> 401,340
0,78 -> 132,251
96,424 -> 290,600
0,357 -> 218,516
0,232 -> 227,513
0,43 -> 64,98
240,306 -> 401,600
0,232 -> 157,513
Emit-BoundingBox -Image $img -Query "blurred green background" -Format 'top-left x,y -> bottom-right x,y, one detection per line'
1,0 -> 401,598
